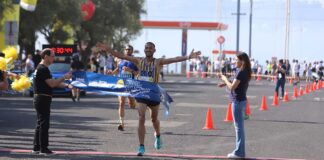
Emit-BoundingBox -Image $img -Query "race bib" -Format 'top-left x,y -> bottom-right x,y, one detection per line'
120,71 -> 132,78
138,76 -> 153,82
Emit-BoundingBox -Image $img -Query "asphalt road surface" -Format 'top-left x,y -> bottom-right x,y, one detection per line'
0,76 -> 323,160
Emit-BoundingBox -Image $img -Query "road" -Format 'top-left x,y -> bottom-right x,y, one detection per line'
0,75 -> 323,159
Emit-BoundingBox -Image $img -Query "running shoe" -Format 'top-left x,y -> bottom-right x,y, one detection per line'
154,135 -> 162,150
117,124 -> 124,131
137,145 -> 145,156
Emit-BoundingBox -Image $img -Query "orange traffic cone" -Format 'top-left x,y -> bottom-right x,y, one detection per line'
299,86 -> 304,96
224,103 -> 233,122
309,83 -> 313,92
305,84 -> 309,94
246,100 -> 251,116
317,80 -> 322,89
245,100 -> 251,120
283,91 -> 289,102
260,96 -> 267,111
203,107 -> 215,130
201,72 -> 206,79
272,92 -> 279,106
186,71 -> 191,78
289,78 -> 293,84
313,82 -> 317,91
292,86 -> 298,98
256,75 -> 261,81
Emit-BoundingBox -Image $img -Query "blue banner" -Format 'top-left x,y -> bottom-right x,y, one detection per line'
70,71 -> 173,115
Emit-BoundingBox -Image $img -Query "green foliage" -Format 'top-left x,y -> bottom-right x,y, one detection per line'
74,0 -> 145,64
18,0 -> 145,65
76,0 -> 145,49
0,0 -> 15,29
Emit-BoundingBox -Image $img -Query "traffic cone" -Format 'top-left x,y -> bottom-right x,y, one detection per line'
292,86 -> 298,98
317,80 -> 322,89
260,96 -> 267,111
309,83 -> 313,92
256,75 -> 261,81
299,86 -> 304,96
245,100 -> 251,120
201,72 -> 206,79
186,71 -> 191,78
272,92 -> 279,106
305,84 -> 309,94
313,82 -> 317,91
203,107 -> 215,130
283,91 -> 289,102
224,103 -> 233,122
289,78 -> 293,84
246,100 -> 251,116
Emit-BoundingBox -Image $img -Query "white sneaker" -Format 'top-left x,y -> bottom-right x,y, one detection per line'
227,153 -> 243,158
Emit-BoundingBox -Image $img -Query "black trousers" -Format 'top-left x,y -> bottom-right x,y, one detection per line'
33,95 -> 52,150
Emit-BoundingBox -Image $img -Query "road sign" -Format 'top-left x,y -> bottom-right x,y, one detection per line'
217,36 -> 225,44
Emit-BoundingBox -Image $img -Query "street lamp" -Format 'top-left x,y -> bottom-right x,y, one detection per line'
248,0 -> 253,58
236,0 -> 241,54
284,0 -> 291,60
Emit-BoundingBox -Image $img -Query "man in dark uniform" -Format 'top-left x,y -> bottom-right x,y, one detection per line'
32,48 -> 72,155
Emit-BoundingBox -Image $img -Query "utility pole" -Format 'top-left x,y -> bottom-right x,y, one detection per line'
248,0 -> 253,58
284,0 -> 291,60
236,0 -> 241,54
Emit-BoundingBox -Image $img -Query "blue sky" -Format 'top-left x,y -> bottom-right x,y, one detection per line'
130,0 -> 324,69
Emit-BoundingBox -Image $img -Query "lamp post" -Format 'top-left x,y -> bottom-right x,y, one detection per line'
248,0 -> 253,58
284,0 -> 291,60
236,0 -> 241,54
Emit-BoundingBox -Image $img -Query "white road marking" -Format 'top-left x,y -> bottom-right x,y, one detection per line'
175,102 -> 258,109
84,120 -> 187,128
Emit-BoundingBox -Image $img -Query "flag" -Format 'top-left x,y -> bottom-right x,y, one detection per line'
20,0 -> 38,11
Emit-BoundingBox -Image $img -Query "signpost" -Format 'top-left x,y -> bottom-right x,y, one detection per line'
217,36 -> 225,61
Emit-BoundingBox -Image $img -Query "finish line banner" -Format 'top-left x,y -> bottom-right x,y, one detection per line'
70,71 -> 173,115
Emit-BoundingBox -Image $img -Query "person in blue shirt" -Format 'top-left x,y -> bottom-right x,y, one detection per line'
107,45 -> 138,131
219,52 -> 252,158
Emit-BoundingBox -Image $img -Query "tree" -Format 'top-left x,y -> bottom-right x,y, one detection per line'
19,0 -> 145,68
0,0 -> 14,19
19,0 -> 81,55
74,0 -> 145,66
0,0 -> 16,29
